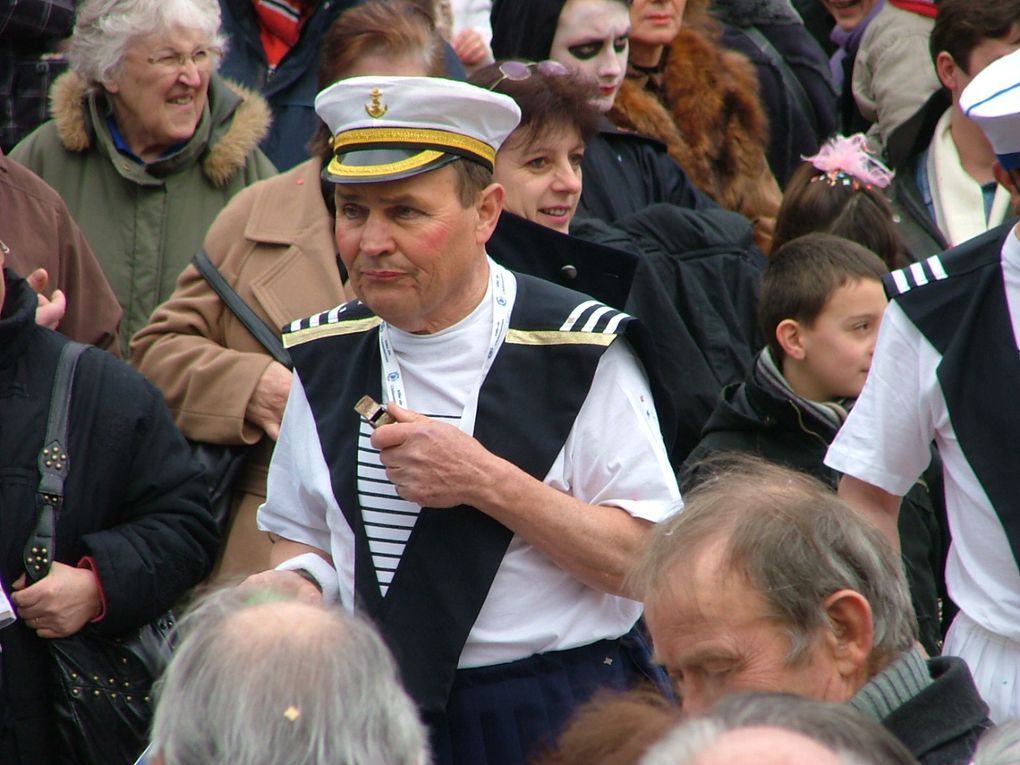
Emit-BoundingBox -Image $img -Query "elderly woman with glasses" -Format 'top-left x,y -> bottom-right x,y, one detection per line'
11,0 -> 276,354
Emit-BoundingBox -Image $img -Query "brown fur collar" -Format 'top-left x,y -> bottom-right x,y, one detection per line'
611,26 -> 780,248
48,71 -> 270,187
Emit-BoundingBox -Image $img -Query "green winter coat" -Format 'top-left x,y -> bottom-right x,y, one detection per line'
11,72 -> 277,353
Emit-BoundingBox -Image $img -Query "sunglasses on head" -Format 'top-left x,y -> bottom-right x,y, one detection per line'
489,60 -> 569,90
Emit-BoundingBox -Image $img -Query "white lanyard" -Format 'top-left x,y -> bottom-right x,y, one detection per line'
378,264 -> 513,435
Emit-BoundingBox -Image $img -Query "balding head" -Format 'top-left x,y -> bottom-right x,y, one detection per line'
151,587 -> 429,765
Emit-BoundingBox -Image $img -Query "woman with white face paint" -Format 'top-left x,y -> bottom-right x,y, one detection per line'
490,0 -> 776,252
548,0 -> 632,113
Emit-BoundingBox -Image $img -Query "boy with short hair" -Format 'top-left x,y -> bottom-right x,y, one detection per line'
682,232 -> 943,653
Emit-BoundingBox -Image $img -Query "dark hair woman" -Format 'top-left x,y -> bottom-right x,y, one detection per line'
471,61 -> 601,234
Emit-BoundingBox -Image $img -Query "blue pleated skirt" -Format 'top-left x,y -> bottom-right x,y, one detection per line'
426,627 -> 668,765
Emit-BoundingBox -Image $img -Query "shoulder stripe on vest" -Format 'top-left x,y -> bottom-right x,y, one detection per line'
908,261 -> 929,288
888,254 -> 949,295
559,300 -> 630,334
580,305 -> 615,332
283,316 -> 382,349
890,269 -> 910,295
560,300 -> 602,331
927,254 -> 948,280
505,329 -> 617,347
285,300 -> 373,333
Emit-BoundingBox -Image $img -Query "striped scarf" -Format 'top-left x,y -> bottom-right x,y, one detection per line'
253,0 -> 312,69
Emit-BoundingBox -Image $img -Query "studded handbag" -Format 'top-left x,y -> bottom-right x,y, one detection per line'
22,342 -> 174,765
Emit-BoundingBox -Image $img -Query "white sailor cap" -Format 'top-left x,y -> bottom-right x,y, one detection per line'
314,76 -> 522,184
961,48 -> 1020,171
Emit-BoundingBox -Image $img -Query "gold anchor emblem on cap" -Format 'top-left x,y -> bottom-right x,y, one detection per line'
365,88 -> 389,118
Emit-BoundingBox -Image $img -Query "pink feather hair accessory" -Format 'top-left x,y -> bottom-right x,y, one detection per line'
803,133 -> 894,189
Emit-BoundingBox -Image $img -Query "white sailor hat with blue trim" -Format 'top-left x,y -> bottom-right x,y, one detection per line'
314,76 -> 522,184
961,47 -> 1020,171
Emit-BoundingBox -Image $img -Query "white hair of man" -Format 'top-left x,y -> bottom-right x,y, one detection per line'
150,586 -> 430,765
69,0 -> 226,88
970,719 -> 1020,765
638,717 -> 878,765
710,692 -> 917,765
630,455 -> 917,666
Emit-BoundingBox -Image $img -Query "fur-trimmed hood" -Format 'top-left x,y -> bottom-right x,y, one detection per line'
610,26 -> 780,250
48,71 -> 271,187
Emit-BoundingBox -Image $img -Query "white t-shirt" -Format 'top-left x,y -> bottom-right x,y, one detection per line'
826,228 -> 1020,641
260,264 -> 681,667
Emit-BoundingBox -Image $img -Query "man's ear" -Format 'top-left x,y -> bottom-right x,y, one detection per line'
935,51 -> 960,94
475,182 -> 504,245
822,589 -> 874,680
775,319 -> 806,361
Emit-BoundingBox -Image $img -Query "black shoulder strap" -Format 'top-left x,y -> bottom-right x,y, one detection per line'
735,26 -> 820,138
23,342 -> 89,583
191,249 -> 292,370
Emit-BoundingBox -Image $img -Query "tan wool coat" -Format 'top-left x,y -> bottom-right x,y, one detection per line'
131,158 -> 350,576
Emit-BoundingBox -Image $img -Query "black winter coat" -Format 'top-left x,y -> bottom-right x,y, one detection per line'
0,270 -> 219,765
681,356 -> 946,655
578,126 -> 719,224
884,656 -> 991,765
573,204 -> 765,391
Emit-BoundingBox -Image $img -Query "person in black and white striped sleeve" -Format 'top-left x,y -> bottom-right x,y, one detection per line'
826,47 -> 1020,723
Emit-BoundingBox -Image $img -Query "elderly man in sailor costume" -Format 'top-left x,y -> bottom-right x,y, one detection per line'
826,47 -> 1020,723
247,76 -> 682,764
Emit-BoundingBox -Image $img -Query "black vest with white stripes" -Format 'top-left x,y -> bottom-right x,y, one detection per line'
282,272 -> 641,714
884,223 -> 1020,567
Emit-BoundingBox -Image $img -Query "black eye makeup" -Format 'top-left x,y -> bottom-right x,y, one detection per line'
567,40 -> 606,60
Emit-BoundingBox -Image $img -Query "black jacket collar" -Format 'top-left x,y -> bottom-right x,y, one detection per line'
0,268 -> 41,372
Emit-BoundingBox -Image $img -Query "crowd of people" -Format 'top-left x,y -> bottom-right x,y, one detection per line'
1,0 -> 1020,764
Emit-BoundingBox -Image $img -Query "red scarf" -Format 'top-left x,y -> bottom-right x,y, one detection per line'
253,0 -> 312,68
888,0 -> 937,19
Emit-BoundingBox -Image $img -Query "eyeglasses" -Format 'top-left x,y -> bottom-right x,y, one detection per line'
146,46 -> 221,74
489,60 -> 569,91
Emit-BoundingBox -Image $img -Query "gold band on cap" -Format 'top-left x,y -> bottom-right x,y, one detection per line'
326,149 -> 448,179
331,127 -> 497,167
